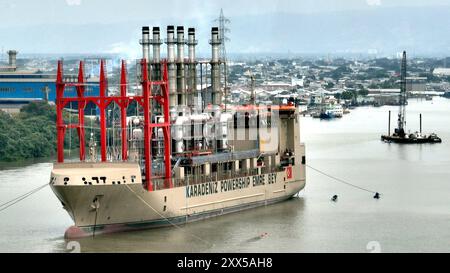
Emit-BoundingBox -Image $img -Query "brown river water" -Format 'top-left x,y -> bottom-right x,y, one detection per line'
0,97 -> 449,252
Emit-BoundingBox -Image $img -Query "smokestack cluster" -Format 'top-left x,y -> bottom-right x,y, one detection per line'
138,25 -> 231,157
140,25 -> 222,109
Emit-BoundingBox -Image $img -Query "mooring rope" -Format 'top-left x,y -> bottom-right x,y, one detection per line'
305,164 -> 380,195
0,183 -> 49,213
125,184 -> 214,247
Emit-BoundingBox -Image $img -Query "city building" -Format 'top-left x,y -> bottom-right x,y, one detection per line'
0,50 -> 100,113
433,68 -> 450,77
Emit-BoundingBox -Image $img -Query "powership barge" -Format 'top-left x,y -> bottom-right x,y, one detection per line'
49,26 -> 306,238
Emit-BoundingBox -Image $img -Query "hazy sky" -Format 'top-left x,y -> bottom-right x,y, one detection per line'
0,0 -> 448,26
0,0 -> 449,56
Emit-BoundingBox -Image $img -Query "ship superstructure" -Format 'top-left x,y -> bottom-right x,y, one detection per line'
49,26 -> 306,238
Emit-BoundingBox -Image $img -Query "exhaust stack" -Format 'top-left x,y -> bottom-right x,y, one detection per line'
176,26 -> 186,106
209,27 -> 222,105
166,25 -> 177,107
140,26 -> 151,61
187,28 -> 197,62
151,27 -> 162,63
150,27 -> 163,80
187,28 -> 198,107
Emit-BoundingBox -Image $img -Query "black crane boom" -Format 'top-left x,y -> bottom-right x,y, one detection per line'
396,51 -> 407,137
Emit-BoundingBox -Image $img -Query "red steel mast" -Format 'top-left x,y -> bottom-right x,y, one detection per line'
55,59 -> 172,191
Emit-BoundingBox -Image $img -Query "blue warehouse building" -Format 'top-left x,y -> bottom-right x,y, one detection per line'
0,50 -> 100,113
0,73 -> 100,102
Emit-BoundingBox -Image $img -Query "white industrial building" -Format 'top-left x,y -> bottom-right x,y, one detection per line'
433,68 -> 450,77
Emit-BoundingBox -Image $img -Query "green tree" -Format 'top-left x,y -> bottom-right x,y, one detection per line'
341,91 -> 355,100
325,82 -> 335,89
0,102 -> 57,161
358,88 -> 369,96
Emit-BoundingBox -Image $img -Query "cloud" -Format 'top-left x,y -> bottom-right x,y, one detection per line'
66,0 -> 82,6
366,0 -> 382,6
105,42 -> 140,60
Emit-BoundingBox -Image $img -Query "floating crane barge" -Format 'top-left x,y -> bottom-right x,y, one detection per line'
381,51 -> 442,144
49,26 -> 306,238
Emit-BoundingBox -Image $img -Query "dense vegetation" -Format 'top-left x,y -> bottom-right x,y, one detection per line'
334,89 -> 367,101
0,102 -> 58,161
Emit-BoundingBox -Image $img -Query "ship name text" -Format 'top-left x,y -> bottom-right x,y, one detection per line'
186,173 -> 277,198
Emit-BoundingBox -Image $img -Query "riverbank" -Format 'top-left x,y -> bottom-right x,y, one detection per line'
0,102 -> 83,163
0,102 -> 57,162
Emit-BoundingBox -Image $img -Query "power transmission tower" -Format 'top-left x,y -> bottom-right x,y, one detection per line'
214,8 -> 230,62
214,8 -> 230,108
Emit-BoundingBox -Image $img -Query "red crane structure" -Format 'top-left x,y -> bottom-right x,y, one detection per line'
55,59 -> 172,191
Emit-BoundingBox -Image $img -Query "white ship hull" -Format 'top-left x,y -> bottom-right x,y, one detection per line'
50,161 -> 305,238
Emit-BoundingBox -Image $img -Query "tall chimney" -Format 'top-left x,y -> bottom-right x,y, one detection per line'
176,26 -> 185,63
7,50 -> 17,69
176,26 -> 186,106
166,25 -> 177,107
187,28 -> 198,107
150,27 -> 163,80
151,27 -> 162,63
209,27 -> 221,105
187,28 -> 197,62
166,25 -> 176,62
140,27 -> 151,61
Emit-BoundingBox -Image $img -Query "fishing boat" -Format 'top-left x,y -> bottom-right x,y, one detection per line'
319,103 -> 343,119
